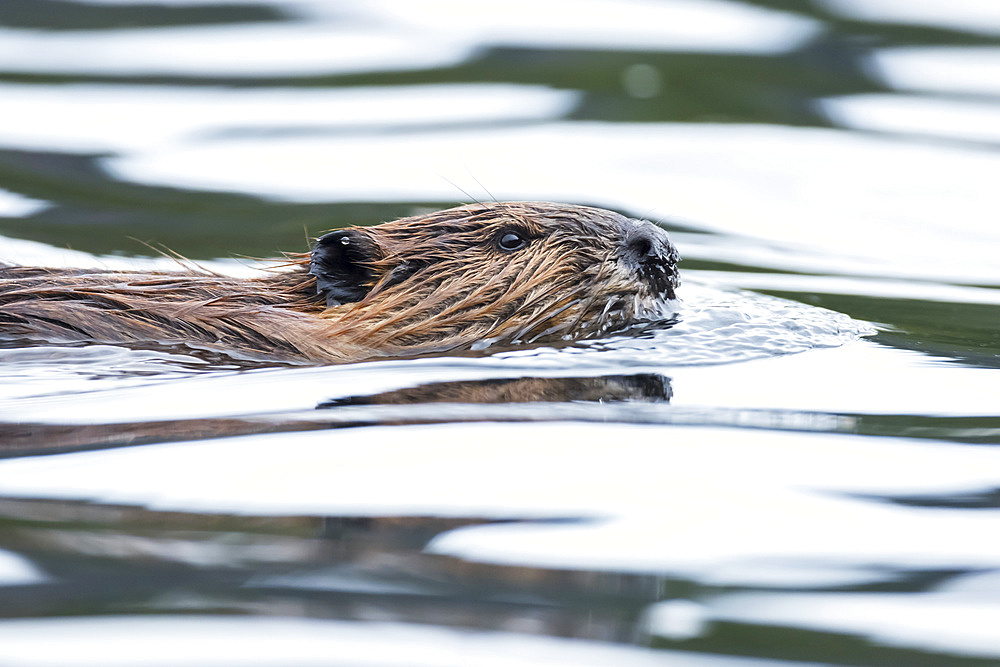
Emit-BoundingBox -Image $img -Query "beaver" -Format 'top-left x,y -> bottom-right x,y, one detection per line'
0,202 -> 680,363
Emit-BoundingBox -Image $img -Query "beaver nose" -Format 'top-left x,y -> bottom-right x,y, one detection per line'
626,230 -> 660,262
621,222 -> 680,297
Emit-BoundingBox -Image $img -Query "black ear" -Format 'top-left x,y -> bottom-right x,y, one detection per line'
309,229 -> 382,307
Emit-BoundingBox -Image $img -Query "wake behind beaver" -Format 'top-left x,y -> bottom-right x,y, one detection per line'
0,202 -> 680,363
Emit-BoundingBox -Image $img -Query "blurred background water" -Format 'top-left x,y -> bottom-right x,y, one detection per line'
0,1 -> 999,665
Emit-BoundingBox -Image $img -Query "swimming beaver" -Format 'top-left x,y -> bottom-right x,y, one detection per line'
0,202 -> 679,363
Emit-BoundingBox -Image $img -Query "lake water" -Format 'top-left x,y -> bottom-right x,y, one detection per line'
1,1 -> 999,665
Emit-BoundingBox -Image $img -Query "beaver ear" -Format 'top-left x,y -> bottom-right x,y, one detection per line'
309,229 -> 382,307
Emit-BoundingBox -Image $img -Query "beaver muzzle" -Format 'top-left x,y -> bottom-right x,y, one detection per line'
621,219 -> 680,302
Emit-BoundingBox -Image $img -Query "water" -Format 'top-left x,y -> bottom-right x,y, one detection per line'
0,1 -> 999,665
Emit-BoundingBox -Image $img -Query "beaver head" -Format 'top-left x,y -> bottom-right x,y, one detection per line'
308,202 -> 680,356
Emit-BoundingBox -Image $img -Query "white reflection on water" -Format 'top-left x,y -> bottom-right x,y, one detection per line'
0,234 -> 265,276
0,615 -> 805,667
6,334 -> 1000,422
0,345 -> 213,401
0,548 -> 46,586
686,271 -> 1000,307
0,23 -> 473,77
664,343 -> 998,415
105,123 -> 1000,285
339,0 -> 820,54
0,423 -> 998,589
0,0 -> 818,79
679,573 -> 1000,660
60,0 -> 275,3
0,189 -> 49,218
819,0 -> 1000,35
0,84 -> 579,153
867,46 -> 1000,96
820,94 -> 1000,144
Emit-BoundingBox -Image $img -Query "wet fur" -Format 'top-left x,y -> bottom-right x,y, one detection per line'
0,202 -> 679,363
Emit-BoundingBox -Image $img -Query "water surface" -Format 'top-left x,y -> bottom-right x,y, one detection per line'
0,1 -> 999,665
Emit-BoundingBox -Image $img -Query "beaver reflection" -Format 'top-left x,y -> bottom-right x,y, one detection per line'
1,374 -> 671,454
0,202 -> 679,363
319,373 -> 672,407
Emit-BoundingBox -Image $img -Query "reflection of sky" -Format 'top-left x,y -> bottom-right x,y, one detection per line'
0,0 -> 817,78
0,24 -> 473,77
0,549 -> 46,586
868,46 -> 1000,96
820,94 -> 1000,144
819,0 -> 1000,35
0,83 -> 578,152
1,421 -> 999,579
331,0 -> 820,53
2,358 -> 999,659
688,582 -> 1000,661
7,335 -> 987,418
0,188 -> 48,217
0,616 -> 760,667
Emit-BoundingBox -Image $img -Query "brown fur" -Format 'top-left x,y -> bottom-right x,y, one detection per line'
0,202 -> 679,363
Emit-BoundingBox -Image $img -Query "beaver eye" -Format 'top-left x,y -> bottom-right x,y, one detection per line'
498,231 -> 528,252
